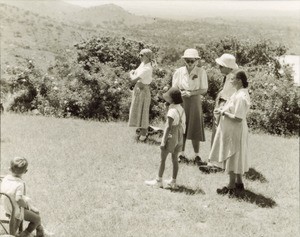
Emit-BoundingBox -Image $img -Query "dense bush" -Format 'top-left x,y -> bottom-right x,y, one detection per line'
2,36 -> 299,136
75,36 -> 159,72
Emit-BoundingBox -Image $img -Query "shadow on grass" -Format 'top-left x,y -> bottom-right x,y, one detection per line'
232,189 -> 276,208
244,168 -> 268,183
166,185 -> 205,195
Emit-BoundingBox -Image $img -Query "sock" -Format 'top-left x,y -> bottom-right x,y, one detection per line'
171,178 -> 176,183
195,153 -> 200,157
179,151 -> 185,157
157,177 -> 162,182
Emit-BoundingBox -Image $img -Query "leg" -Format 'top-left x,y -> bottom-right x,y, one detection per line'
158,148 -> 169,178
21,209 -> 41,236
171,151 -> 179,180
191,139 -> 200,154
235,174 -> 245,191
228,171 -> 235,189
236,174 -> 243,184
181,134 -> 187,153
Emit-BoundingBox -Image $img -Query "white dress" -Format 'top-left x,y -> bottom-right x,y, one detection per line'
209,88 -> 251,174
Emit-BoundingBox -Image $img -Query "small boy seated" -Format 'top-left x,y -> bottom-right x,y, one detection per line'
1,157 -> 53,237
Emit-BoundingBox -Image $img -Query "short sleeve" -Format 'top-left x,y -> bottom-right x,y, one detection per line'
167,108 -> 177,121
15,183 -> 25,198
135,67 -> 151,80
234,95 -> 248,119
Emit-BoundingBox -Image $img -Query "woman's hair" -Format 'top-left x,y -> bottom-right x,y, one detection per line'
236,70 -> 249,88
140,48 -> 153,61
10,157 -> 28,175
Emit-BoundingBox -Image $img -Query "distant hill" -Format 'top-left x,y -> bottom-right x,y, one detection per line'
0,3 -> 107,71
1,0 -> 82,20
73,4 -> 156,26
0,0 -> 299,74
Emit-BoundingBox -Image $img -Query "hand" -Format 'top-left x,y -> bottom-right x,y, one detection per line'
29,204 -> 39,213
181,90 -> 191,97
214,108 -> 222,114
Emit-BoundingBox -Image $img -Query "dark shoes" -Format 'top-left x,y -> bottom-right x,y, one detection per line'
199,165 -> 223,174
217,183 -> 245,196
178,155 -> 189,163
194,156 -> 207,166
217,186 -> 235,195
235,183 -> 244,191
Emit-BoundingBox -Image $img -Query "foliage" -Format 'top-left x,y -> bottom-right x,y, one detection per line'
74,36 -> 159,72
2,36 -> 299,136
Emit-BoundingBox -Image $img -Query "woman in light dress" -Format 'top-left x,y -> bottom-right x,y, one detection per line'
209,70 -> 251,195
128,49 -> 153,141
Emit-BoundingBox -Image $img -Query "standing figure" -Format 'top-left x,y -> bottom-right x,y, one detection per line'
145,87 -> 186,189
172,48 -> 208,165
211,53 -> 239,145
129,49 -> 153,141
200,53 -> 239,173
209,70 -> 251,195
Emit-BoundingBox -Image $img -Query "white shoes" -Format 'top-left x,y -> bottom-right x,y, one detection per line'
145,178 -> 178,189
164,179 -> 178,189
144,179 -> 163,188
139,135 -> 147,141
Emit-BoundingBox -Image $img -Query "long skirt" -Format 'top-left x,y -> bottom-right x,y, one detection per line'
128,84 -> 151,129
183,94 -> 205,141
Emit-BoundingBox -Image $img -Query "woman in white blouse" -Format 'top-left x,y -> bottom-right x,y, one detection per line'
172,48 -> 208,164
128,49 -> 153,141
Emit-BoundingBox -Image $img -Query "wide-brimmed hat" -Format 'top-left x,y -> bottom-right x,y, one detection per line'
140,48 -> 153,60
182,48 -> 200,59
163,87 -> 183,104
215,53 -> 238,69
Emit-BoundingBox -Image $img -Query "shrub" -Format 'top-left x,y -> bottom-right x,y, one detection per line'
4,36 -> 298,136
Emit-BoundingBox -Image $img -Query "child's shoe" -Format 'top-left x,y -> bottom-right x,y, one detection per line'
165,179 -> 178,189
145,179 -> 163,188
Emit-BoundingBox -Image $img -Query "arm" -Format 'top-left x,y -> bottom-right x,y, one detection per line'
129,70 -> 140,84
183,68 -> 208,97
16,195 -> 29,209
160,116 -> 174,149
221,110 -> 243,122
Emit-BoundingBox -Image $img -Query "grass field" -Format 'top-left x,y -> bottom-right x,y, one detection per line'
0,113 -> 299,237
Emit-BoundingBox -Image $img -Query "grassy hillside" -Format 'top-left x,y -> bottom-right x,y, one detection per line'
1,0 -> 300,74
0,113 -> 299,237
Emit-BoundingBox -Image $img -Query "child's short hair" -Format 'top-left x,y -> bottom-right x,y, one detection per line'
163,87 -> 183,104
10,157 -> 28,175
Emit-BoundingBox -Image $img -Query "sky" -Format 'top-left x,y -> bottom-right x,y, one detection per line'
65,0 -> 300,19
